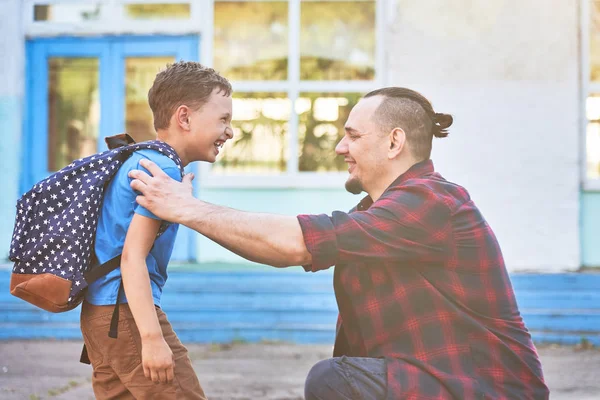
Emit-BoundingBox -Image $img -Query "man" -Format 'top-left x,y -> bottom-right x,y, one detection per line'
129,87 -> 549,399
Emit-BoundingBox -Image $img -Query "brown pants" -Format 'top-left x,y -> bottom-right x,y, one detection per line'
80,301 -> 207,400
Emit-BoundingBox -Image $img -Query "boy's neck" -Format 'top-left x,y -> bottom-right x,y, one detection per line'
156,129 -> 190,167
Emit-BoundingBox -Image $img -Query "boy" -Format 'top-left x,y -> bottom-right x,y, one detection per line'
80,61 -> 233,399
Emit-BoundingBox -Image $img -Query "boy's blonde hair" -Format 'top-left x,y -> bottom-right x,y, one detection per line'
148,61 -> 232,131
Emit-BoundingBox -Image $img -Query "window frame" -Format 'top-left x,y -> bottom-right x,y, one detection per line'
582,0 -> 600,190
23,0 -> 205,36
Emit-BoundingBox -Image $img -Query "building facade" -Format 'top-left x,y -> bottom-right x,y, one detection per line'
0,0 -> 596,272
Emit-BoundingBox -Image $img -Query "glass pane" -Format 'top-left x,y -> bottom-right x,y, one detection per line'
591,1 -> 600,81
587,122 -> 600,179
587,96 -> 600,179
125,3 -> 191,19
125,57 -> 175,143
34,4 -> 103,22
214,2 -> 288,80
300,1 -> 375,80
48,58 -> 100,171
212,93 -> 289,174
298,92 -> 362,172
586,95 -> 600,121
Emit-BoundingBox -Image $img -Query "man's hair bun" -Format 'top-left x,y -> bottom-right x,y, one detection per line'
431,113 -> 453,138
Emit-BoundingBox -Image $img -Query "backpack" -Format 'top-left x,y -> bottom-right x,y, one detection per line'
9,134 -> 184,314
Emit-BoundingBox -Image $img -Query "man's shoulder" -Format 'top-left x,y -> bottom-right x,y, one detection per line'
387,174 -> 471,210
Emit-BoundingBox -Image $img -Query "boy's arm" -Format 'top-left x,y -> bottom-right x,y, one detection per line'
121,213 -> 174,384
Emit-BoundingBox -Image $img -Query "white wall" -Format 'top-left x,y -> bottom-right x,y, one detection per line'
0,0 -> 24,260
383,0 -> 580,271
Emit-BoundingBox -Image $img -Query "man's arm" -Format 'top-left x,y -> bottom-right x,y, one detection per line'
121,213 -> 174,384
129,159 -> 312,268
185,201 -> 311,267
129,160 -> 449,271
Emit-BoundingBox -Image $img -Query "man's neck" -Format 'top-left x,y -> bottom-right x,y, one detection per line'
368,158 -> 419,202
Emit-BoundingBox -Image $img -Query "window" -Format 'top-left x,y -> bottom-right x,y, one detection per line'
26,1 -> 198,35
125,3 -> 191,19
208,0 -> 382,186
125,56 -> 176,143
33,3 -> 106,22
212,93 -> 290,174
585,0 -> 600,188
33,2 -> 191,22
47,57 -> 100,171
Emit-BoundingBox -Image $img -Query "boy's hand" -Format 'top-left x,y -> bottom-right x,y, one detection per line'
141,336 -> 175,384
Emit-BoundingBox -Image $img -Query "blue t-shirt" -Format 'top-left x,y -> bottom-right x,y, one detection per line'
85,148 -> 182,307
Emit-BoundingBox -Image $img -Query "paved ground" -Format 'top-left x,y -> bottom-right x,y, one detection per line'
0,341 -> 598,399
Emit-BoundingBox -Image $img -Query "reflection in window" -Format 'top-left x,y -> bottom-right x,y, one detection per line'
587,96 -> 600,179
213,93 -> 289,174
34,3 -> 191,22
298,93 -> 361,172
591,1 -> 600,81
34,4 -> 103,22
300,1 -> 375,80
48,58 -> 99,171
125,3 -> 191,19
587,123 -> 600,179
214,2 -> 288,80
125,57 -> 174,143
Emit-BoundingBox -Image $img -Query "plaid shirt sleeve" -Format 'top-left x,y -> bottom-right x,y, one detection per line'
297,183 -> 452,272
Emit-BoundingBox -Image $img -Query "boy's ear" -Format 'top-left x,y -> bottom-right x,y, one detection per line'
175,105 -> 191,131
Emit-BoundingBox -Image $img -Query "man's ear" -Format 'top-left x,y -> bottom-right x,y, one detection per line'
388,127 -> 406,159
175,105 -> 191,131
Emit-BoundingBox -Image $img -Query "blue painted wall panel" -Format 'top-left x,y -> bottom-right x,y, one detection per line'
0,97 -> 22,260
1,269 -> 599,345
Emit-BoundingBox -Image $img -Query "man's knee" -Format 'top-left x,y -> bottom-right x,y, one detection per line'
305,357 -> 387,400
305,359 -> 331,396
304,359 -> 345,400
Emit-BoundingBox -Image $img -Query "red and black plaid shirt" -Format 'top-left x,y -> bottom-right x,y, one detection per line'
297,160 -> 548,400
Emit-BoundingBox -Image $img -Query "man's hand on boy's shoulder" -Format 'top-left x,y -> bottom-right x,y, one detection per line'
129,159 -> 196,224
141,335 -> 175,384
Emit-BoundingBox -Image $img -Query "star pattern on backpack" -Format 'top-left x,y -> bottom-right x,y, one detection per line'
9,140 -> 184,306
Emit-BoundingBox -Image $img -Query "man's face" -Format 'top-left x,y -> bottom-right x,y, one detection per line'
187,89 -> 233,163
335,96 -> 388,195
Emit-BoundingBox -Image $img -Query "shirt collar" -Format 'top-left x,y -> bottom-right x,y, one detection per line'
355,159 -> 435,211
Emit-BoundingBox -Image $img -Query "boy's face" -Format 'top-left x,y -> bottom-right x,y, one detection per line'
187,89 -> 233,163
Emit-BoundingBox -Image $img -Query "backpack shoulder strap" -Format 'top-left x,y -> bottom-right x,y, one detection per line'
83,254 -> 122,284
131,140 -> 185,178
105,133 -> 135,150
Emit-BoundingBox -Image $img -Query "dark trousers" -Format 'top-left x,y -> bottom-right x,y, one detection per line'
305,356 -> 387,400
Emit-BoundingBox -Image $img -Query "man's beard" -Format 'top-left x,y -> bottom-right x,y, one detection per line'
345,176 -> 364,195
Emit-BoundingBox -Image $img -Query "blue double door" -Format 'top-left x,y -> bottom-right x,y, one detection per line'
23,35 -> 199,261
